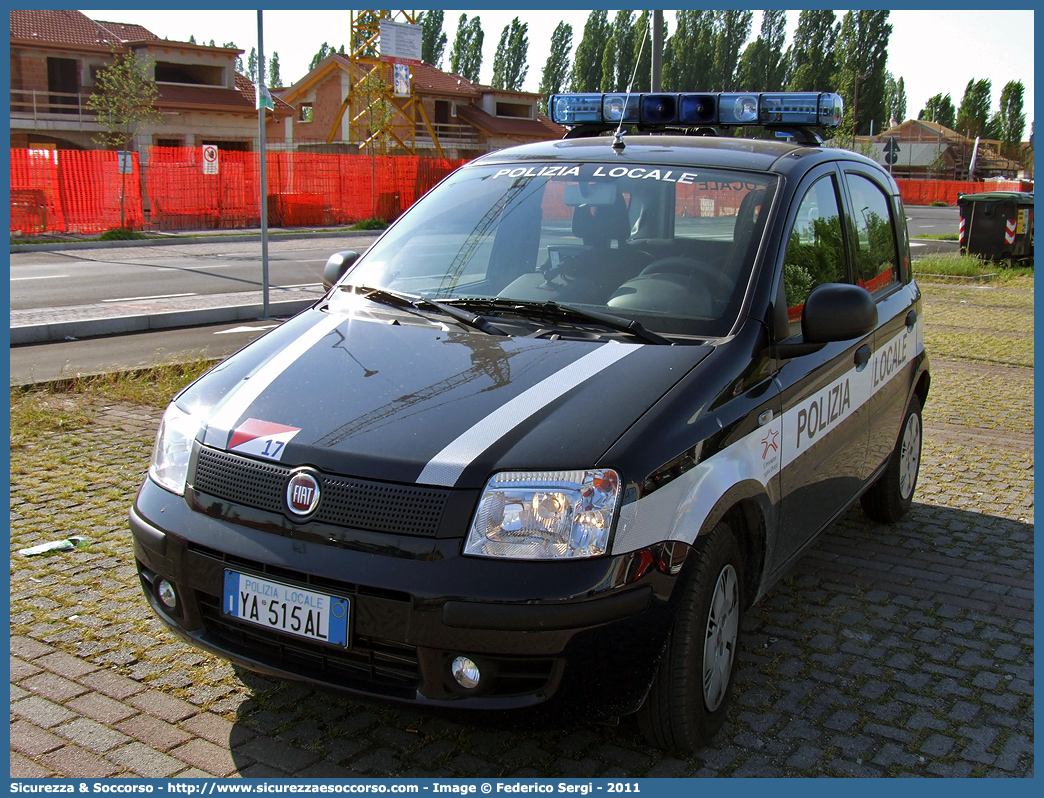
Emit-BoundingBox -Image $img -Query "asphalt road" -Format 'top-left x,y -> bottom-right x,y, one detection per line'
10,234 -> 379,311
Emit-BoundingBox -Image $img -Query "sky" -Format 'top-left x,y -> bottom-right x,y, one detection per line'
80,8 -> 1035,129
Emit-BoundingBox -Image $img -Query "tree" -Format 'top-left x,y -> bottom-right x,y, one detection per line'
491,17 -> 528,91
86,49 -> 160,230
997,80 -> 1026,153
570,11 -> 609,91
919,93 -> 955,130
738,10 -> 789,92
630,11 -> 653,92
956,78 -> 991,138
884,73 -> 907,126
247,47 -> 258,83
357,67 -> 395,219
188,35 -> 196,45
538,22 -> 573,115
788,10 -> 837,92
712,10 -> 752,91
224,42 -> 244,74
662,10 -> 715,91
420,10 -> 447,68
600,33 -> 618,92
449,14 -> 484,82
309,43 -> 341,71
610,11 -> 637,91
269,52 -> 281,87
833,10 -> 892,136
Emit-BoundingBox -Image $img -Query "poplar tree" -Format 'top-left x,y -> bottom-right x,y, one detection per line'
538,22 -> 573,115
247,47 -> 258,83
997,80 -> 1026,151
738,10 -> 789,92
86,49 -> 160,231
788,10 -> 837,92
956,78 -> 992,138
630,11 -> 653,93
919,94 -> 956,130
449,14 -> 484,82
420,10 -> 447,68
269,53 -> 281,87
570,11 -> 609,92
833,10 -> 892,136
611,11 -> 637,91
491,17 -> 529,91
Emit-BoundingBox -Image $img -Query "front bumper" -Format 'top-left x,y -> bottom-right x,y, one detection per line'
130,478 -> 687,720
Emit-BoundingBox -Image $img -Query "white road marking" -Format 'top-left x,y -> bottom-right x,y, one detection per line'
10,274 -> 68,281
214,325 -> 280,335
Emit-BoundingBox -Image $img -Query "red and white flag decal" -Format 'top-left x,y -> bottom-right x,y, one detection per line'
228,418 -> 301,461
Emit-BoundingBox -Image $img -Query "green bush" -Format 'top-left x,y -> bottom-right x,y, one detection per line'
98,227 -> 147,241
930,201 -> 950,207
349,218 -> 389,231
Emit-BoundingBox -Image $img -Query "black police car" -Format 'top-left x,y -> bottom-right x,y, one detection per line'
131,90 -> 929,752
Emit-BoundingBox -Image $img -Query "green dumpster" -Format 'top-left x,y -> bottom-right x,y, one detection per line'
957,191 -> 1034,265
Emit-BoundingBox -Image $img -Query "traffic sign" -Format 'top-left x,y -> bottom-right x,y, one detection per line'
202,144 -> 219,175
883,137 -> 900,165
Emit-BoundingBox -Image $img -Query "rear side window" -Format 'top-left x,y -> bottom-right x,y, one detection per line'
847,173 -> 899,294
781,175 -> 846,333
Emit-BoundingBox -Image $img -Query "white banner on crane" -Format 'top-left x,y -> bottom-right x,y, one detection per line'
379,19 -> 422,64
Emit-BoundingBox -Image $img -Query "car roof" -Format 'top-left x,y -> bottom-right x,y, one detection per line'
469,134 -> 871,177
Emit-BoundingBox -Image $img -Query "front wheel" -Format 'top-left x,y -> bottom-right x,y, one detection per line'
637,521 -> 743,752
861,394 -> 923,523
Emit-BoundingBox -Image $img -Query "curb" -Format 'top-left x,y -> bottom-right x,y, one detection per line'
10,298 -> 315,345
11,228 -> 377,253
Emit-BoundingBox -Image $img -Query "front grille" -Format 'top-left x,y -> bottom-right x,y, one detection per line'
193,446 -> 449,536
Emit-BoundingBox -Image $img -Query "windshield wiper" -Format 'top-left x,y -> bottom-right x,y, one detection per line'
445,298 -> 672,345
342,285 -> 509,336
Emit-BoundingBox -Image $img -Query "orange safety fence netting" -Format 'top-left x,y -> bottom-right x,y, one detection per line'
10,148 -> 467,235
11,149 -> 144,234
896,179 -> 1031,207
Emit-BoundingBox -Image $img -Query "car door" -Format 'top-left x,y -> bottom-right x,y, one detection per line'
770,165 -> 872,568
842,168 -> 921,475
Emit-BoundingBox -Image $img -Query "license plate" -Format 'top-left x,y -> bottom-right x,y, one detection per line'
222,570 -> 349,647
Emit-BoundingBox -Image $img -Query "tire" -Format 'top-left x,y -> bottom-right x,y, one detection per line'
637,521 -> 743,753
861,394 -> 923,524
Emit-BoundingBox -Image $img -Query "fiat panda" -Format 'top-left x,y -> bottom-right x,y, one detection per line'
131,91 -> 929,752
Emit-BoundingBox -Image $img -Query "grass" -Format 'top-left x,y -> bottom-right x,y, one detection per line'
10,356 -> 217,440
913,252 -> 1033,281
349,218 -> 389,231
98,227 -> 148,241
911,233 -> 959,241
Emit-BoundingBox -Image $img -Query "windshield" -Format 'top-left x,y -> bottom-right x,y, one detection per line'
331,161 -> 778,338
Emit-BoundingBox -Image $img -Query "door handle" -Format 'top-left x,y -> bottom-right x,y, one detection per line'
854,344 -> 872,368
905,309 -> 918,329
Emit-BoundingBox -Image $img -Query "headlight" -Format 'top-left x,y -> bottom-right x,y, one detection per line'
464,469 -> 621,560
148,403 -> 202,496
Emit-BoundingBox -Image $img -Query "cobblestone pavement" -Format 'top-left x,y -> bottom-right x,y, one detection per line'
10,279 -> 1033,778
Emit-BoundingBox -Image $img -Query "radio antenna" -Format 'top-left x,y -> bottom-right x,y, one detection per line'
613,20 -> 649,150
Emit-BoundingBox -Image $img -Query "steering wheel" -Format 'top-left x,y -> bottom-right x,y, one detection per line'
638,257 -> 731,294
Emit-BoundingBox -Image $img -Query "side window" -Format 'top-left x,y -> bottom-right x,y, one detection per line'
782,175 -> 847,334
847,173 -> 899,293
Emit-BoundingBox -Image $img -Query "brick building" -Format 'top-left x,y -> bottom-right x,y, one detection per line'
269,54 -> 563,159
9,9 -> 293,153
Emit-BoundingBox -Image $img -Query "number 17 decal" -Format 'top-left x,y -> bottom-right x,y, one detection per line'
228,418 -> 301,461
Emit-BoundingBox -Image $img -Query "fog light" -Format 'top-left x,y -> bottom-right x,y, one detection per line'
451,656 -> 481,689
156,579 -> 177,610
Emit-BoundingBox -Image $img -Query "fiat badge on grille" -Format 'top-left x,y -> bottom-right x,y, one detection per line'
286,471 -> 321,517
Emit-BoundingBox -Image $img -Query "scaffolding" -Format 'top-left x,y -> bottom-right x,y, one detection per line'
326,10 -> 443,157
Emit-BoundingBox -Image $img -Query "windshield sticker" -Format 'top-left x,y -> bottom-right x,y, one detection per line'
228,418 -> 301,461
492,165 -> 582,180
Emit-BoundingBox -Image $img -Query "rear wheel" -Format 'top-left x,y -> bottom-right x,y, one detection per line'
861,394 -> 923,523
637,521 -> 743,752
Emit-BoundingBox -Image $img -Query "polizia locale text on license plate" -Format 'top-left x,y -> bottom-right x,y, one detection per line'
222,571 -> 350,646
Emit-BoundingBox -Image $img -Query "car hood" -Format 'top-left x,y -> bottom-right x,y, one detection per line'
178,307 -> 711,489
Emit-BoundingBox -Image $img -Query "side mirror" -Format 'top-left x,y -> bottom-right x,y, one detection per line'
802,282 -> 877,343
322,250 -> 360,290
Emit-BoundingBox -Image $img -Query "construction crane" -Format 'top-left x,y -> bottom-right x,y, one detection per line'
326,10 -> 444,157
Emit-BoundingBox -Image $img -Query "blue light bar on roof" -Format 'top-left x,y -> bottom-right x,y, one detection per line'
549,91 -> 844,130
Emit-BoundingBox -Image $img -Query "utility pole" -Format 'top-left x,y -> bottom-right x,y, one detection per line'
257,10 -> 270,319
651,10 -> 663,92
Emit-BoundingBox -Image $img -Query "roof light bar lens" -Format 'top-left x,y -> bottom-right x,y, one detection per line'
641,94 -> 678,124
678,93 -> 717,124
719,93 -> 760,125
551,94 -> 603,125
602,93 -> 640,124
